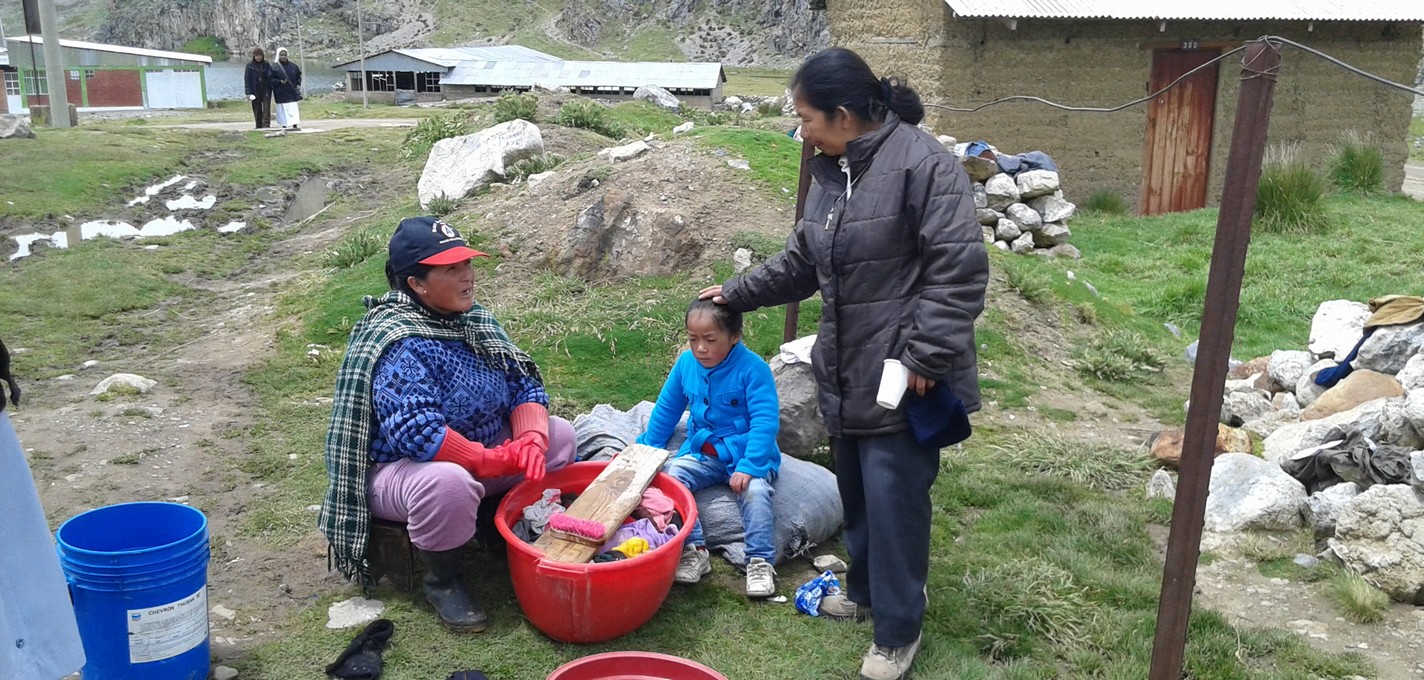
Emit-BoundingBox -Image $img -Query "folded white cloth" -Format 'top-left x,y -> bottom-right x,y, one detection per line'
778,335 -> 816,365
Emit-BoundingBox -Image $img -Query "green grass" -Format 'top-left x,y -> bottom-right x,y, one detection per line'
725,67 -> 793,98
0,127 -> 194,218
1081,188 -> 1129,215
400,113 -> 470,161
494,92 -> 540,124
604,101 -> 686,135
1255,144 -> 1329,235
556,100 -> 628,140
179,35 -> 229,60
686,127 -> 802,202
1326,573 -> 1391,624
1328,132 -> 1386,195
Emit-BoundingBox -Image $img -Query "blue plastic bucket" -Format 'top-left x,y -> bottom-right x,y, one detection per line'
56,501 -> 211,680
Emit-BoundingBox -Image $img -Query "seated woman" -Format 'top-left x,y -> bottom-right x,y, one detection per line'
320,216 -> 575,632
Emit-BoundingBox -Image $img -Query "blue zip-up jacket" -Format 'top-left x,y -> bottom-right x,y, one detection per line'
637,342 -> 781,478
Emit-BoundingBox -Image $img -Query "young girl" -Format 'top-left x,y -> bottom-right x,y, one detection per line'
637,298 -> 782,597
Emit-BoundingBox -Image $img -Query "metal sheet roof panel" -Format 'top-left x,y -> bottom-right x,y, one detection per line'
443,60 -> 725,89
942,0 -> 1424,21
333,45 -> 561,69
6,36 -> 213,63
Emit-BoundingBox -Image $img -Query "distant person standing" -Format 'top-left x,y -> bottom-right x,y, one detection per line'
243,47 -> 277,129
273,47 -> 304,131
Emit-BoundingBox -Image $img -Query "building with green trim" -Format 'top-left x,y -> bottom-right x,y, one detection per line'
4,35 -> 211,114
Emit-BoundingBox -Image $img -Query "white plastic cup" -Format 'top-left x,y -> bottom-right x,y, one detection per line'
876,359 -> 910,410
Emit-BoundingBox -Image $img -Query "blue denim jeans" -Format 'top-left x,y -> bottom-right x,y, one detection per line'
663,454 -> 777,563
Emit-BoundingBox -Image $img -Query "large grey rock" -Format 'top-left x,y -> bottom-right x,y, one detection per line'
1015,169 -> 1060,199
418,120 -> 543,208
1263,397 -> 1400,465
0,114 -> 36,140
608,140 -> 651,162
961,155 -> 999,183
1242,410 -> 1300,439
971,183 -> 988,210
1305,481 -> 1362,538
1329,484 -> 1424,604
1204,453 -> 1308,532
558,189 -> 705,281
984,174 -> 1020,211
1031,222 -> 1071,247
90,373 -> 157,397
1411,451 -> 1424,492
1357,322 -> 1424,376
1295,359 -> 1337,408
1047,243 -> 1081,259
769,356 -> 827,457
976,208 -> 1003,226
1308,300 -> 1370,361
1405,390 -> 1424,439
1009,232 -> 1035,254
673,121 -> 695,135
1267,350 -> 1314,394
1395,354 -> 1424,391
1027,194 -> 1076,223
994,218 -> 1022,241
1146,469 -> 1176,501
633,84 -> 680,111
1221,390 -> 1274,427
1005,203 -> 1042,231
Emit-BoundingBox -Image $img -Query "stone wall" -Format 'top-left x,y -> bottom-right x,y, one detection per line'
828,2 -> 1422,208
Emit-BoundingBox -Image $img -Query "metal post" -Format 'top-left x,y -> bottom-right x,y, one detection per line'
356,0 -> 368,108
1148,38 -> 1281,679
783,138 -> 815,342
296,5 -> 307,81
37,0 -> 71,127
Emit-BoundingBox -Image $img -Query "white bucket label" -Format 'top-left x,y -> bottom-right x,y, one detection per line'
126,586 -> 208,664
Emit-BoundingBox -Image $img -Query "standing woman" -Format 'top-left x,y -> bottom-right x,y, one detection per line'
700,47 -> 989,680
272,47 -> 303,130
243,47 -> 276,129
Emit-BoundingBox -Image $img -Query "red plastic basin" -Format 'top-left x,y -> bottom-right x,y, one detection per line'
547,651 -> 728,680
495,462 -> 698,644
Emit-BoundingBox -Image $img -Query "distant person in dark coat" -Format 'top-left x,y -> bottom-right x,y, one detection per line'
272,47 -> 303,130
243,47 -> 277,129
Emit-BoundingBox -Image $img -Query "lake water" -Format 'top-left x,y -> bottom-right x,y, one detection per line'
205,61 -> 348,101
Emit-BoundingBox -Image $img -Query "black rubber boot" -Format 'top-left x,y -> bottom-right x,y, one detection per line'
417,548 -> 488,632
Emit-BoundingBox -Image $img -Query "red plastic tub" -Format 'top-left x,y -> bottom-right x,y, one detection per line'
495,462 -> 698,644
547,651 -> 728,680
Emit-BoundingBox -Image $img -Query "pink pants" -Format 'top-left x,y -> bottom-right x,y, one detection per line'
367,416 -> 576,551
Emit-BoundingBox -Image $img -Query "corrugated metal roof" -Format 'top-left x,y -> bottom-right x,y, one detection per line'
6,36 -> 212,63
333,45 -> 560,69
443,60 -> 725,89
942,0 -> 1424,21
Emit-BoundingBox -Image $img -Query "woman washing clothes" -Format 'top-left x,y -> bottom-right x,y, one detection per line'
320,216 -> 575,632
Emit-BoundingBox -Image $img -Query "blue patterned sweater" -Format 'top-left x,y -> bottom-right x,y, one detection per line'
369,336 -> 548,462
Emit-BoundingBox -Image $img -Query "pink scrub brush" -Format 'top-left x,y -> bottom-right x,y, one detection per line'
546,513 -> 606,546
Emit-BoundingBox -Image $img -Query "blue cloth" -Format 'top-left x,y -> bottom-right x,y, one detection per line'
1315,327 -> 1376,389
995,150 -> 1060,176
903,383 -> 972,449
665,454 -> 778,562
637,342 -> 782,478
369,336 -> 548,462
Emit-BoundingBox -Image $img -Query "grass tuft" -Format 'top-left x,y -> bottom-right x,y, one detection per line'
493,92 -> 539,124
557,100 -> 627,139
1072,329 -> 1164,383
962,559 -> 1096,657
1255,143 -> 1329,235
400,113 -> 469,161
507,153 -> 566,182
986,431 -> 1151,490
1328,131 -> 1385,195
324,230 -> 387,270
1327,572 -> 1391,623
1081,189 -> 1128,215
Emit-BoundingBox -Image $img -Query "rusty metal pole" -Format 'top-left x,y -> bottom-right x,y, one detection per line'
784,138 -> 815,342
1148,39 -> 1280,679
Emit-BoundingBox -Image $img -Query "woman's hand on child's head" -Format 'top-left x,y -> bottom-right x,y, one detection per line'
729,471 -> 753,494
698,285 -> 727,304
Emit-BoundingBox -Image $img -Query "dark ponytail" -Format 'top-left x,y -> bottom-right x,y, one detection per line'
791,47 -> 924,126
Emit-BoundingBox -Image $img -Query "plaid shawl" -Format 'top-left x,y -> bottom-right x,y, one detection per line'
319,290 -> 541,583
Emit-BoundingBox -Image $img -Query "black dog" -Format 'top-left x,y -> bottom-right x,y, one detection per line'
0,337 -> 19,412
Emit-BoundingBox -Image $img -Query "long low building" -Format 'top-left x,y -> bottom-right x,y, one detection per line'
5,36 -> 211,113
333,45 -> 725,108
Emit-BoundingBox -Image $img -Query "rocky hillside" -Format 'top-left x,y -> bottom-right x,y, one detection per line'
35,0 -> 826,66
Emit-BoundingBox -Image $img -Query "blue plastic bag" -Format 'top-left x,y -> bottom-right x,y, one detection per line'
794,570 -> 842,616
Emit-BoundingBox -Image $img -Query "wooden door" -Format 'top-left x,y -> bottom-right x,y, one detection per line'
1140,49 -> 1220,215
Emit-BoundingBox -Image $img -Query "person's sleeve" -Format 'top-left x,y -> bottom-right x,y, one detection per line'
898,152 -> 990,381
506,369 -> 549,409
371,338 -> 448,461
720,210 -> 821,313
734,357 -> 781,478
294,65 -> 303,88
243,68 -> 253,96
636,352 -> 691,449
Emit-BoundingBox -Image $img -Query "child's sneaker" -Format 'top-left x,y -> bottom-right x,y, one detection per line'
675,546 -> 711,584
745,557 -> 776,598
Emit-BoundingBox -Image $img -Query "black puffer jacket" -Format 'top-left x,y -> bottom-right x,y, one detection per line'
722,114 -> 989,437
244,60 -> 278,96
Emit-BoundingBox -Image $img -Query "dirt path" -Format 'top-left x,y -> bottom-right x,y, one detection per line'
1404,161 -> 1424,201
151,118 -> 418,132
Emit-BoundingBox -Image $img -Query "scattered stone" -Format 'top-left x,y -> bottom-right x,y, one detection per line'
1015,170 -> 1060,199
54,374 -> 75,381
1229,356 -> 1271,380
961,155 -> 999,183
936,135 -> 957,149
608,141 -> 651,162
1309,300 -> 1371,361
1009,232 -> 1035,254
994,218 -> 1022,241
1005,203 -> 1042,231
1047,243 -> 1081,259
1293,553 -> 1320,569
1150,424 -> 1252,467
417,120 -> 543,208
1356,321 -> 1424,375
633,84 -> 681,111
992,240 -> 1010,252
1221,390 -> 1274,427
733,248 -> 753,274
1271,391 -> 1301,414
1146,469 -> 1176,501
0,114 -> 36,140
726,159 -> 750,171
89,373 -> 157,397
1031,222 -> 1071,248
1300,370 -> 1405,421
526,171 -> 555,189
1305,482 -> 1362,538
1204,453 -> 1308,532
326,596 -> 385,629
213,666 -> 239,680
211,604 -> 237,621
812,555 -> 848,572
1329,484 -> 1424,603
1396,354 -> 1424,391
984,173 -> 1020,211
1295,359 -> 1337,408
673,121 -> 694,135
769,355 -> 827,457
1267,350 -> 1314,393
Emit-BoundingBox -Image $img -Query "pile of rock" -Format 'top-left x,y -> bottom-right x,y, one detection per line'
951,145 -> 1079,259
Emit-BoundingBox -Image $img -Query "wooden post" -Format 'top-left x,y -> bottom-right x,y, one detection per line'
1148,39 -> 1281,679
783,138 -> 814,342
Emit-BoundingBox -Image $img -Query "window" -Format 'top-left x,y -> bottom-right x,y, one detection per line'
365,71 -> 395,92
27,70 -> 48,95
4,72 -> 19,96
417,72 -> 441,93
68,69 -> 80,80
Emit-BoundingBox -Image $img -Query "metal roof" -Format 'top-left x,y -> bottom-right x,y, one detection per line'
6,36 -> 212,63
443,60 -> 726,89
942,0 -> 1424,21
332,45 -> 560,70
